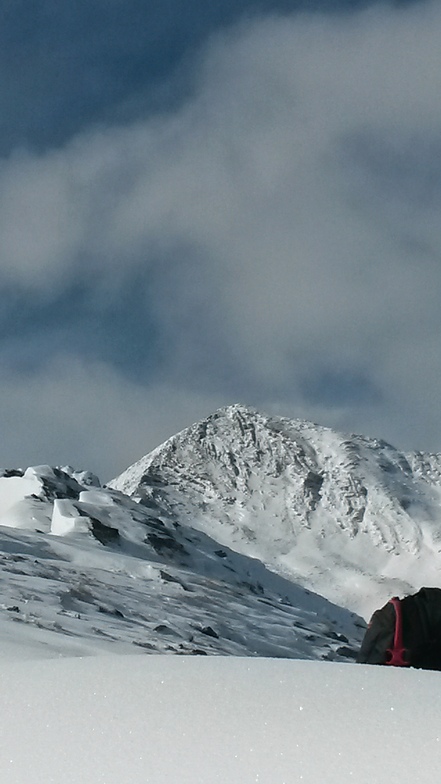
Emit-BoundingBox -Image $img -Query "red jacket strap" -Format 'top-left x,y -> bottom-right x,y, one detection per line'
386,597 -> 410,666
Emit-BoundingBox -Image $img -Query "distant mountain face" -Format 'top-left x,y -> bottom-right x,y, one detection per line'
110,404 -> 441,617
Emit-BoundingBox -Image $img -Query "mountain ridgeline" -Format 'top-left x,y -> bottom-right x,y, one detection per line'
110,404 -> 441,616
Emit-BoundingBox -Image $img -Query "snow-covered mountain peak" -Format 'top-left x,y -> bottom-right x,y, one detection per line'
110,405 -> 441,617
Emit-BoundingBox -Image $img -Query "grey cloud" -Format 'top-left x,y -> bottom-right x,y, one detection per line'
0,356 -> 226,481
1,0 -> 441,475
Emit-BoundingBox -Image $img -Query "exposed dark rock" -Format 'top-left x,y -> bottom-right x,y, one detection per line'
159,570 -> 191,591
90,517 -> 120,545
98,606 -> 125,618
336,646 -> 358,659
328,632 -> 349,643
199,626 -> 219,638
133,641 -> 157,650
146,531 -> 187,556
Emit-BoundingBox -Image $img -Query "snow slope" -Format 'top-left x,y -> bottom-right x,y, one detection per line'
1,655 -> 440,784
0,464 -> 362,661
111,404 -> 441,617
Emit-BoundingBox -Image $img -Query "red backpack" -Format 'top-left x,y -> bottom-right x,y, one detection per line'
358,587 -> 441,670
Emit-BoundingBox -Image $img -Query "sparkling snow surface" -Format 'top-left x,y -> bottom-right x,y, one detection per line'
1,655 -> 440,784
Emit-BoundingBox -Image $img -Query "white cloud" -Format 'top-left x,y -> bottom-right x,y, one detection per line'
1,1 -> 441,460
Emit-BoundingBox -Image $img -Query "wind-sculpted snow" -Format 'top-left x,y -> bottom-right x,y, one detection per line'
110,404 -> 441,618
0,464 -> 362,660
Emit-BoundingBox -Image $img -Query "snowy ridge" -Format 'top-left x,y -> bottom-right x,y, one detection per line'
110,404 -> 441,617
0,463 -> 362,660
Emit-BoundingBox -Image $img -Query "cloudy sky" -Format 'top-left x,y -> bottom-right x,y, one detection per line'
1,0 -> 440,480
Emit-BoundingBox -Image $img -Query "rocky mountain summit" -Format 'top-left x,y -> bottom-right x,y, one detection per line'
110,404 -> 441,616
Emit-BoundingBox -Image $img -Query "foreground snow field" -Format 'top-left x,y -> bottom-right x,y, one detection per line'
1,655 -> 440,784
2,407 -> 441,782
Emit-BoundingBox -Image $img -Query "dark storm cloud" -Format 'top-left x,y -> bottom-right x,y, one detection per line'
0,0 -> 414,153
